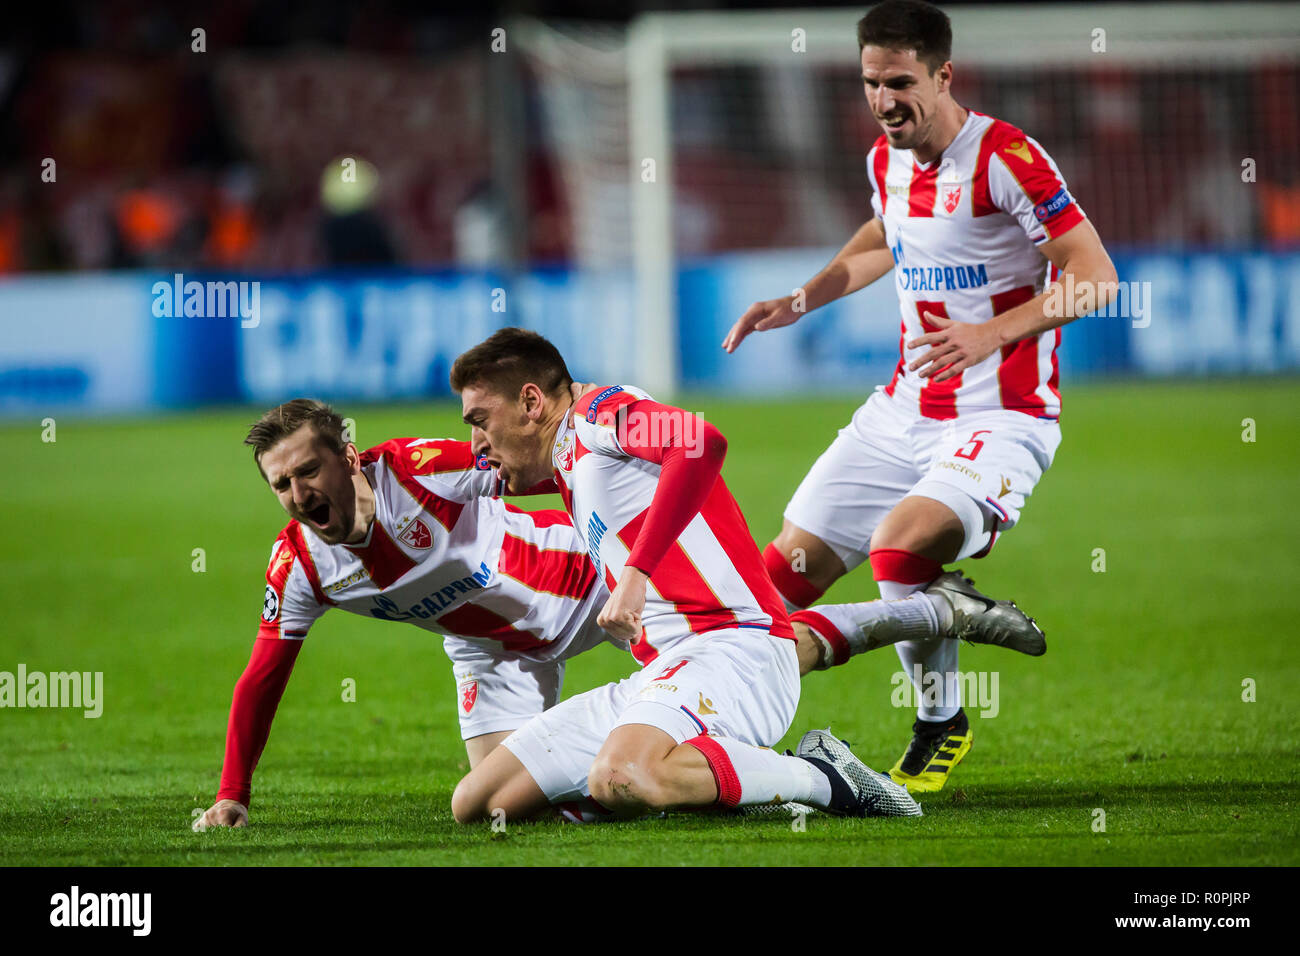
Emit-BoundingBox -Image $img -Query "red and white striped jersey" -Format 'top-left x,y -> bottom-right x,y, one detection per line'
551,385 -> 795,667
868,110 -> 1087,420
257,438 -> 606,663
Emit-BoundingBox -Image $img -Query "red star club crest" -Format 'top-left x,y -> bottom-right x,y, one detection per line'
460,680 -> 478,714
556,434 -> 574,472
399,518 -> 432,550
942,183 -> 962,214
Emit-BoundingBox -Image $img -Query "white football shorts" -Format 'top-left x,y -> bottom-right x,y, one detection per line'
784,388 -> 1062,570
443,638 -> 567,740
502,630 -> 800,804
442,588 -> 627,740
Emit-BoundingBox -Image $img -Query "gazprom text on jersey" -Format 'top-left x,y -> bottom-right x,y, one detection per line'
897,263 -> 990,292
367,562 -> 493,621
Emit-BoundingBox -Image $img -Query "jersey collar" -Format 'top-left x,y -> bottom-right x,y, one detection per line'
910,108 -> 975,171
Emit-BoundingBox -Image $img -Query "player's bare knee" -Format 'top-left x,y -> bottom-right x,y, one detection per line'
869,522 -> 918,554
871,499 -> 965,558
587,759 -> 638,813
451,778 -> 490,824
588,756 -> 662,815
450,780 -> 477,824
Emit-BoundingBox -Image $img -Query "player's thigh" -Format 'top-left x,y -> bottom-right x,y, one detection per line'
589,636 -> 798,810
444,638 -> 565,743
783,393 -> 919,573
451,740 -> 549,824
588,722 -> 678,799
464,730 -> 512,770
870,494 -> 968,562
500,676 -> 634,804
910,414 -> 1062,560
588,723 -> 716,811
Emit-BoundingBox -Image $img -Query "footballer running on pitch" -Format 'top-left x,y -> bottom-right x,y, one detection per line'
723,0 -> 1119,793
449,328 -> 922,822
195,399 -> 626,829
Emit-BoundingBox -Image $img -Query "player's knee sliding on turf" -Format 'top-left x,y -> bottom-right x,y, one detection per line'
451,328 -> 921,822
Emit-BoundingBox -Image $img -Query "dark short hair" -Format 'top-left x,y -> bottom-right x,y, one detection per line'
857,0 -> 953,74
450,327 -> 574,399
245,398 -> 348,474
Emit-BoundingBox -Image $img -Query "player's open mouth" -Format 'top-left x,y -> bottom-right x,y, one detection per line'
306,502 -> 330,527
881,112 -> 909,131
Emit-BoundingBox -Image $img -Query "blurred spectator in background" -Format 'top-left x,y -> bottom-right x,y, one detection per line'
1155,82 -> 1257,247
1258,163 -> 1300,248
109,178 -> 203,268
0,171 -> 69,272
453,182 -> 507,268
0,3 -> 1296,272
203,167 -> 261,267
1255,65 -> 1300,249
318,155 -> 398,267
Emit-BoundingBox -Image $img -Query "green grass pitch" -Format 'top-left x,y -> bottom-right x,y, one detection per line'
2,379 -> 1297,866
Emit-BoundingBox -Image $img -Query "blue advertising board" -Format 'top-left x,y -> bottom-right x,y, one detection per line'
1,250 -> 1297,417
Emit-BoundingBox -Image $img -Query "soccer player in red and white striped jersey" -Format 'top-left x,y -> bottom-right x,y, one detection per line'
723,0 -> 1118,793
448,329 -> 919,822
194,399 -> 620,829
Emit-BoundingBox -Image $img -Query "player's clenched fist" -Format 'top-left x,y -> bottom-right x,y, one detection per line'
194,799 -> 249,830
722,295 -> 803,353
598,566 -> 650,641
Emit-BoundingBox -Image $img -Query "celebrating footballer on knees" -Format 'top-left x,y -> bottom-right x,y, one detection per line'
195,399 -> 627,829
449,328 -> 922,823
722,0 -> 1118,794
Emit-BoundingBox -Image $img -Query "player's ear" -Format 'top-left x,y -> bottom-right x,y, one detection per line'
343,443 -> 361,473
934,60 -> 953,93
520,382 -> 546,421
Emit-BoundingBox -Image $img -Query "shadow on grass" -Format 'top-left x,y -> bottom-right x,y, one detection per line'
3,776 -> 1292,865
918,779 -> 1297,811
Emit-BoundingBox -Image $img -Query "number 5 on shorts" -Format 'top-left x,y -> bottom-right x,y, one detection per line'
954,429 -> 992,461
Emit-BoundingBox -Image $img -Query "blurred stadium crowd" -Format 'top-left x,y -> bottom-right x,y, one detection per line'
1,0 -> 1297,275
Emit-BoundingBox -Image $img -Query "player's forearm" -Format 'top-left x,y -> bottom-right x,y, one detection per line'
620,404 -> 727,575
216,638 -> 302,805
801,219 -> 893,311
986,251 -> 1120,346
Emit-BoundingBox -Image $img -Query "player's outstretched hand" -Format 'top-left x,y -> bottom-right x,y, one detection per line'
722,295 -> 802,353
598,567 -> 649,642
907,311 -> 1003,383
193,799 -> 249,831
